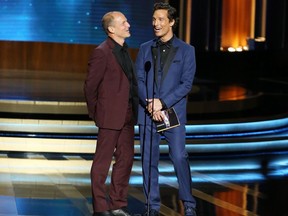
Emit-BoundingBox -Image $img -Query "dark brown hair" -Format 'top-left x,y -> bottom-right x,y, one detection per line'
153,2 -> 179,31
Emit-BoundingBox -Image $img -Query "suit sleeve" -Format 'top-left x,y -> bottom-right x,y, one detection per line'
135,46 -> 147,108
84,48 -> 106,120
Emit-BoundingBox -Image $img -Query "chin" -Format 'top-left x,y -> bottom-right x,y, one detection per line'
154,32 -> 162,37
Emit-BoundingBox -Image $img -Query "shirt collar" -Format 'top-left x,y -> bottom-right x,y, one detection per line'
156,36 -> 174,48
109,37 -> 128,52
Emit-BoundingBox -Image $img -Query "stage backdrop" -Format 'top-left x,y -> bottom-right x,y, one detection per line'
0,0 -> 154,48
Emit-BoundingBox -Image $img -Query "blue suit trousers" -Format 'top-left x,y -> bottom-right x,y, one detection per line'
139,124 -> 196,211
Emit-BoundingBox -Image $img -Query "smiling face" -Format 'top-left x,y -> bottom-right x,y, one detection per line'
152,9 -> 175,42
108,12 -> 131,45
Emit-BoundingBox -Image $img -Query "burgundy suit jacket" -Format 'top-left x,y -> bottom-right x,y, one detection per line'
84,37 -> 138,130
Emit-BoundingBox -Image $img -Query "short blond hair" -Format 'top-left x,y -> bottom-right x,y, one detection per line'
102,11 -> 118,35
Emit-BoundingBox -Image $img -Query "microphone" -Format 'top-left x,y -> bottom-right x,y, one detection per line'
144,61 -> 151,73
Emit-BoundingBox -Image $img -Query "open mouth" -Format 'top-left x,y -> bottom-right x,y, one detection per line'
154,28 -> 161,32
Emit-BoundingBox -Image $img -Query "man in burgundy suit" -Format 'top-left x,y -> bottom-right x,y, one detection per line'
84,11 -> 138,216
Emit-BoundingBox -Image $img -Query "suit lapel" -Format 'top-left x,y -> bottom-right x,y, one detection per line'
112,49 -> 129,78
151,46 -> 160,88
161,46 -> 178,83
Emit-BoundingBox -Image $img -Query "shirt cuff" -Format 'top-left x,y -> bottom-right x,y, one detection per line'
160,99 -> 167,110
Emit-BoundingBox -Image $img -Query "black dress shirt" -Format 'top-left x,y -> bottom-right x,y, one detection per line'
112,39 -> 134,103
157,37 -> 173,70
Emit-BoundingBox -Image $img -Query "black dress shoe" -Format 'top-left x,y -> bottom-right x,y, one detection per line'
142,209 -> 159,216
93,210 -> 112,216
111,207 -> 131,216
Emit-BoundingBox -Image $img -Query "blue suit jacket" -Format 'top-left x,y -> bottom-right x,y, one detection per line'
135,36 -> 196,126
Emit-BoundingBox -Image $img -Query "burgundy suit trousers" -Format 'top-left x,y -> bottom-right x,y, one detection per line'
91,105 -> 134,212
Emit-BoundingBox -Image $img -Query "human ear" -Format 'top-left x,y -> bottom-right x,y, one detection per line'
107,26 -> 114,33
170,19 -> 175,27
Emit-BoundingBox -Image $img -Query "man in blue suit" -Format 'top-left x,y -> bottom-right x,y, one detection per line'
135,2 -> 197,216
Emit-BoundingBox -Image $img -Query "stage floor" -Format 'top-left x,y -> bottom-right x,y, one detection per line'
0,69 -> 288,216
1,151 -> 288,216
